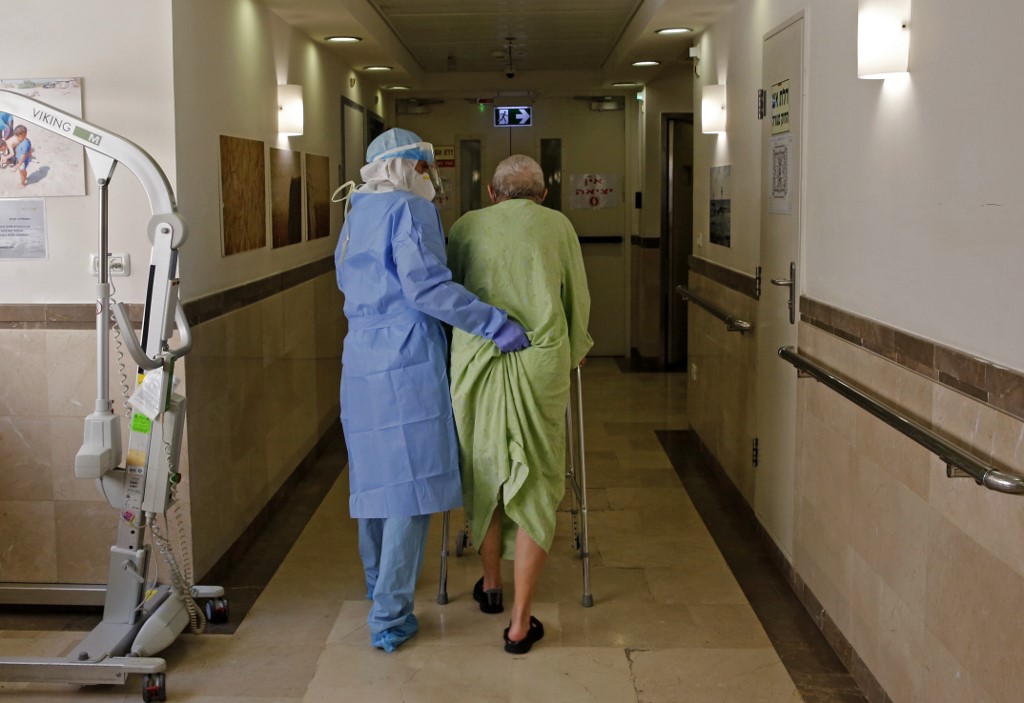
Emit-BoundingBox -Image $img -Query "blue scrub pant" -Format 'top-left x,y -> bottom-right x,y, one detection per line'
358,515 -> 430,637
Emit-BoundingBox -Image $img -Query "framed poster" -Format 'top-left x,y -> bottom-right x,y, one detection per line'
710,165 -> 732,247
0,77 -> 86,198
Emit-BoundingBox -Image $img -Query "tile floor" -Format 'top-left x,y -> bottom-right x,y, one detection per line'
0,359 -> 863,702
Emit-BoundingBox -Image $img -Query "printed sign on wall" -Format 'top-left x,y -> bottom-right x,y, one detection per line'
435,145 -> 455,168
768,135 -> 793,214
569,173 -> 620,209
771,79 -> 791,135
0,198 -> 46,259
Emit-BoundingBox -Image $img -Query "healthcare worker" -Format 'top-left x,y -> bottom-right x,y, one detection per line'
335,128 -> 530,653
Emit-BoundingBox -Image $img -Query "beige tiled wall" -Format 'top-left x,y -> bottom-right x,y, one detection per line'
0,271 -> 346,586
796,323 -> 1024,703
185,273 -> 345,577
0,328 -> 124,583
686,272 -> 758,501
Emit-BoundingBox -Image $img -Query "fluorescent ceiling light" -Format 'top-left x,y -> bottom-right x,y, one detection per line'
631,60 -> 660,67
326,36 -> 361,43
364,65 -> 392,72
656,27 -> 692,35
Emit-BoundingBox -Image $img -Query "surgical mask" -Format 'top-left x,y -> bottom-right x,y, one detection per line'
388,159 -> 437,202
410,170 -> 436,201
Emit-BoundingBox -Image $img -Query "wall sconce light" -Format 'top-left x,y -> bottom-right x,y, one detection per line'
858,0 -> 911,79
702,84 -> 727,134
278,84 -> 303,135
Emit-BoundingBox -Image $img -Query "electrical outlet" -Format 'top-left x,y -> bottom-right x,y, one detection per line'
690,363 -> 698,381
89,253 -> 131,277
697,232 -> 704,247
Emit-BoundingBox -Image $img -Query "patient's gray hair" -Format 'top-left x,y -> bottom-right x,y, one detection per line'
491,155 -> 546,203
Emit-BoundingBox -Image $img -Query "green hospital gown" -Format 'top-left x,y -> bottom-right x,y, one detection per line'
448,199 -> 593,557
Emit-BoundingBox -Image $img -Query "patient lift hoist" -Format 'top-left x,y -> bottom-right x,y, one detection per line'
0,91 -> 225,701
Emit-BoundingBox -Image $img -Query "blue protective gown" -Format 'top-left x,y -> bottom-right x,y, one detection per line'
336,189 -> 507,519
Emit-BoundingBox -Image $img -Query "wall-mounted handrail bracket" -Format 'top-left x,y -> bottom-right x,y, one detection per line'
946,463 -> 975,481
779,346 -> 1024,496
676,285 -> 754,334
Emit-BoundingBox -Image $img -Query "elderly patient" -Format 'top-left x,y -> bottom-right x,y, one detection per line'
447,154 -> 593,654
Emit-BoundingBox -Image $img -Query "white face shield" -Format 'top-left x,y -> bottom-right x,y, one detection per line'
371,140 -> 444,201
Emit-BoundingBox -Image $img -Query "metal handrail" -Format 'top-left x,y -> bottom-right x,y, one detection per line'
675,285 -> 753,333
779,346 -> 1024,495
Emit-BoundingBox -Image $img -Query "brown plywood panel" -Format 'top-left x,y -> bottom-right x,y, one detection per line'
269,147 -> 303,248
220,135 -> 267,256
305,153 -> 331,241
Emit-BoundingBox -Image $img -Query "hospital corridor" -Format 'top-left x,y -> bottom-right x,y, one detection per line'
2,1 -> 1023,703
2,360 -> 865,702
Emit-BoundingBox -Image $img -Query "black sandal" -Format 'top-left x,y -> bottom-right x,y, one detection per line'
503,616 -> 544,654
473,577 -> 504,614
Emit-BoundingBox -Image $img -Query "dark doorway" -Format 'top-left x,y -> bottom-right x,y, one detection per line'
662,114 -> 694,370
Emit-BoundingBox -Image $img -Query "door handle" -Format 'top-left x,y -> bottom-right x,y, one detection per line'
770,262 -> 797,325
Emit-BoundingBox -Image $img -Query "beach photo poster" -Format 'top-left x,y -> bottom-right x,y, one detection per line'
0,77 -> 86,198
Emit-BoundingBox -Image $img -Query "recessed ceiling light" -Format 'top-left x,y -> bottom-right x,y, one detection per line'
326,36 -> 361,43
385,85 -> 410,91
656,27 -> 692,35
631,60 -> 660,67
364,65 -> 392,72
612,82 -> 639,87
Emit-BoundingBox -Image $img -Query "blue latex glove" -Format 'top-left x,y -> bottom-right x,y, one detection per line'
493,319 -> 530,353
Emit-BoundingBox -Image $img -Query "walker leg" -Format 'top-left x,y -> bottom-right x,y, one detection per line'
437,511 -> 450,605
574,366 -> 593,607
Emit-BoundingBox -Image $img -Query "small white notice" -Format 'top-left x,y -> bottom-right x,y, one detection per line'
0,198 -> 47,259
128,367 -> 179,420
768,135 -> 794,214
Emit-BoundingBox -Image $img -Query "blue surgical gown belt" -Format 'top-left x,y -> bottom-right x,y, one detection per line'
347,309 -> 431,331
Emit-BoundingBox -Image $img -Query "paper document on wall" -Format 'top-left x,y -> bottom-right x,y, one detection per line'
768,135 -> 793,214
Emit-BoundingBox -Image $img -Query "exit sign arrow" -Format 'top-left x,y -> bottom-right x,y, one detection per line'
493,105 -> 532,128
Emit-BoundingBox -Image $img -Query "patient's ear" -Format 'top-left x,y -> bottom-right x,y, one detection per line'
487,185 -> 497,204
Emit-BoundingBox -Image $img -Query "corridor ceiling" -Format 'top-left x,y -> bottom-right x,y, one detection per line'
263,0 -> 734,97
